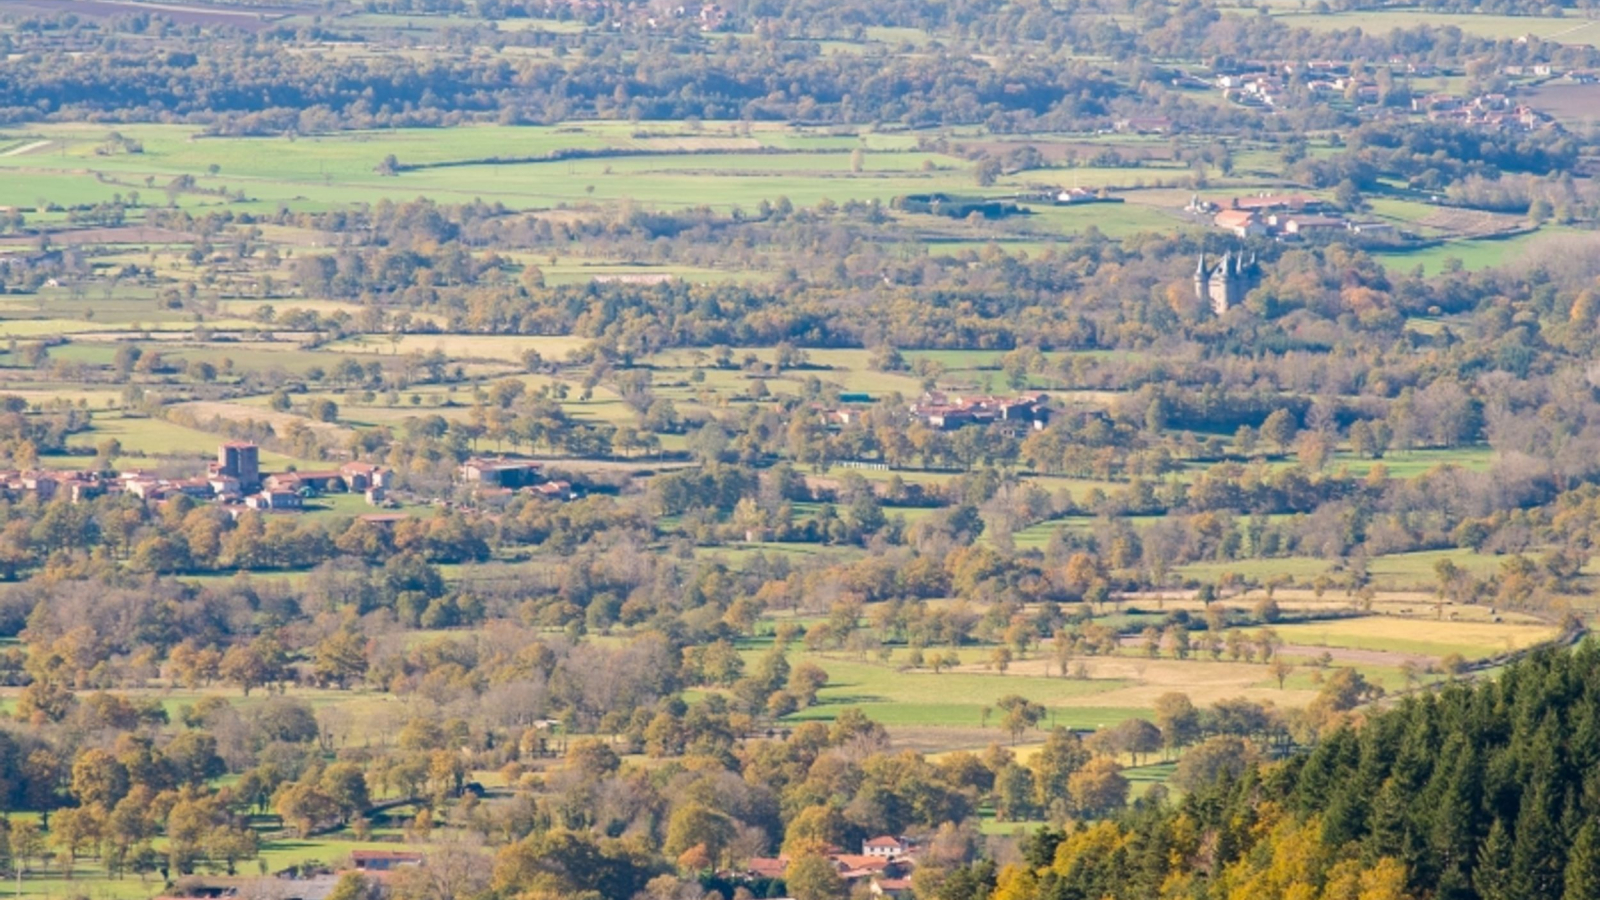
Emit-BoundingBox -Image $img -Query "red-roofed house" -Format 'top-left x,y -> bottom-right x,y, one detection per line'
1213,209 -> 1265,238
740,848 -> 913,893
267,471 -> 346,493
1231,193 -> 1319,213
744,857 -> 788,879
862,836 -> 913,857
872,876 -> 915,899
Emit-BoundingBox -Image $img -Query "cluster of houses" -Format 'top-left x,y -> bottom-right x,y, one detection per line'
1215,58 -> 1435,98
0,468 -> 117,504
1214,62 -> 1385,109
742,836 -> 918,899
824,392 -> 1051,433
643,2 -> 727,30
1411,92 -> 1550,131
118,442 -> 398,514
907,392 -> 1050,432
1208,58 -> 1562,131
1190,193 -> 1394,242
0,442 -> 395,514
0,444 -> 581,519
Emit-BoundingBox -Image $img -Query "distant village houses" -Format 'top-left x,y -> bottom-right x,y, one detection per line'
908,392 -> 1050,431
1208,59 -> 1557,130
1204,193 -> 1399,244
740,836 -> 919,899
1,441 -> 397,515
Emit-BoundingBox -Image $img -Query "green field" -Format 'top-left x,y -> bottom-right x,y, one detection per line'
785,654 -> 1135,728
0,123 -> 1232,245
1372,229 -> 1582,277
1175,546 -> 1514,589
1271,9 -> 1600,46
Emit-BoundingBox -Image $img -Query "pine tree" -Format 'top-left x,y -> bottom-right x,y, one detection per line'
1427,739 -> 1484,900
1511,781 -> 1567,900
1564,821 -> 1600,900
1475,819 -> 1514,900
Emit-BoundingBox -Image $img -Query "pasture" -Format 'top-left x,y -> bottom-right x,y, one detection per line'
1270,9 -> 1600,47
737,602 -> 1557,754
1373,229 -> 1582,276
0,122 -> 1259,247
1238,617 -> 1558,660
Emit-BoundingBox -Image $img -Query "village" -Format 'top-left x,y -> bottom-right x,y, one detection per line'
1206,57 -> 1576,131
824,392 -> 1051,433
0,443 -> 576,518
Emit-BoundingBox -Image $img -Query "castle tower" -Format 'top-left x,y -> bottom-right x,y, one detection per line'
219,442 -> 260,490
1196,250 -> 1263,316
1210,251 -> 1234,315
1195,251 -> 1263,317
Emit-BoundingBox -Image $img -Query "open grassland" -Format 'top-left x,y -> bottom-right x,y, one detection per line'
1372,229 -> 1577,276
1329,445 -> 1497,477
756,606 -> 1550,747
1238,617 -> 1558,660
999,654 -> 1320,708
172,400 -> 353,439
0,123 -> 982,212
770,652 -> 1142,730
1269,9 -> 1600,46
60,414 -> 325,470
1174,545 -> 1514,589
0,681 -> 421,745
0,122 -> 1229,242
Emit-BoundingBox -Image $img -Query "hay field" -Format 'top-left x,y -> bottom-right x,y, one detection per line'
1239,617 -> 1558,660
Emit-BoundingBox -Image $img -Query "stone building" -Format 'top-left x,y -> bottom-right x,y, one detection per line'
1194,251 -> 1262,315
